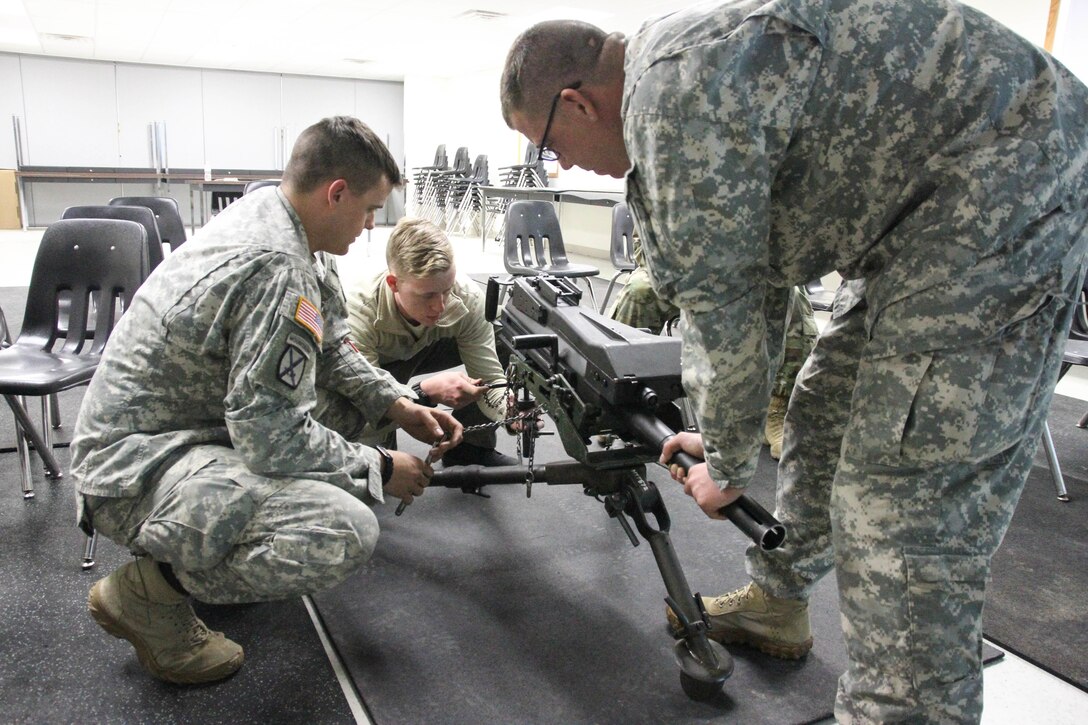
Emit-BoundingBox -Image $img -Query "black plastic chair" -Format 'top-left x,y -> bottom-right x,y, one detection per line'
599,203 -> 638,314
62,204 -> 163,273
503,200 -> 600,309
0,218 -> 147,500
244,179 -> 281,195
109,196 -> 187,253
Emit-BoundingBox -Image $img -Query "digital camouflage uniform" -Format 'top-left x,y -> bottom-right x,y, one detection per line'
346,271 -> 508,449
72,187 -> 411,605
610,238 -> 817,402
622,0 -> 1088,720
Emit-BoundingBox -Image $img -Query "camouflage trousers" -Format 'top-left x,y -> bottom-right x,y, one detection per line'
774,287 -> 818,398
610,273 -> 817,395
748,273 -> 1080,723
83,390 -> 380,605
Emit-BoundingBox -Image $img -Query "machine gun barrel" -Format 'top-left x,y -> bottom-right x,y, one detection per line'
625,411 -> 786,551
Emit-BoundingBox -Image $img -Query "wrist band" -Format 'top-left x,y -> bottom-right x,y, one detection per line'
374,445 -> 394,485
411,382 -> 435,407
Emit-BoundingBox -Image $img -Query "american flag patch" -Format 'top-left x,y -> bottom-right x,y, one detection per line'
294,296 -> 324,344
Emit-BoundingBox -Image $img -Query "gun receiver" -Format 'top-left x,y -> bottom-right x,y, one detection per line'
429,274 -> 786,701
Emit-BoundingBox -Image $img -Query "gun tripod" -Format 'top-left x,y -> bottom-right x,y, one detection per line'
430,458 -> 736,701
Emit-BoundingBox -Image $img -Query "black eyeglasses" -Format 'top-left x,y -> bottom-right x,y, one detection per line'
537,81 -> 581,162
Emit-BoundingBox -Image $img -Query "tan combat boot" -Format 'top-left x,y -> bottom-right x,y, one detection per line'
668,582 -> 812,659
88,557 -> 244,684
764,394 -> 789,460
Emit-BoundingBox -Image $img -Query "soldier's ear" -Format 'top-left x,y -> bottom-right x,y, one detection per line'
564,86 -> 599,122
327,178 -> 349,205
385,273 -> 399,292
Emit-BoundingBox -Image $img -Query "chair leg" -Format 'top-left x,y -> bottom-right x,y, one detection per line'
1041,420 -> 1071,502
49,392 -> 62,429
5,394 -> 63,499
82,529 -> 99,570
1077,409 -> 1088,429
578,279 -> 598,311
14,407 -> 33,499
40,396 -> 54,451
598,272 -> 630,315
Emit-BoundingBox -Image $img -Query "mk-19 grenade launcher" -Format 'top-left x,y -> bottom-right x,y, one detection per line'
429,274 -> 785,701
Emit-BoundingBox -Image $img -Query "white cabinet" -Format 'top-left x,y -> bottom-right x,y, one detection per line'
356,79 -> 404,167
281,75 -> 357,164
20,56 -> 119,167
116,65 -> 205,170
356,80 -> 405,223
0,54 -> 24,168
202,69 -> 282,171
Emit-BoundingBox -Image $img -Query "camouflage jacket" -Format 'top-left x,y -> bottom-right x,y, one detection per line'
72,187 -> 410,502
622,0 -> 1088,486
346,271 -> 507,421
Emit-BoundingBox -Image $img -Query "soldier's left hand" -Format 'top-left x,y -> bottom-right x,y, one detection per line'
386,397 -> 463,453
678,462 -> 744,520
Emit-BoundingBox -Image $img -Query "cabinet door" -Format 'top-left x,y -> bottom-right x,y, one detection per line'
281,75 -> 357,165
356,80 -> 405,223
116,64 -> 205,170
202,69 -> 281,171
21,56 -> 119,167
355,80 -> 404,167
0,55 -> 24,168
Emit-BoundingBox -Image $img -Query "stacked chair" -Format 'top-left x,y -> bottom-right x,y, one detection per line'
445,154 -> 490,237
499,142 -> 547,188
484,143 -> 549,243
417,146 -> 470,226
409,144 -> 449,216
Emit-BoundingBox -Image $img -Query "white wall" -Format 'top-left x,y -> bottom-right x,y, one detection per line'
963,0 -> 1052,45
1053,0 -> 1088,81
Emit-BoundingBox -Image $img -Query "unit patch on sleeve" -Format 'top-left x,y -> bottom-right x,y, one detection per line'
293,295 -> 324,345
277,342 -> 308,389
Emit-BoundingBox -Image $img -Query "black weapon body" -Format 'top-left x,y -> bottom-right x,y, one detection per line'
429,274 -> 785,701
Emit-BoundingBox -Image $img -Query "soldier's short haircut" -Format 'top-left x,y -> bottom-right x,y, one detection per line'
500,20 -> 608,127
283,116 -> 404,194
386,217 -> 454,278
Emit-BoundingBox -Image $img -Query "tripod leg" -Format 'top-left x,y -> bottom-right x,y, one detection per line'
617,472 -> 733,699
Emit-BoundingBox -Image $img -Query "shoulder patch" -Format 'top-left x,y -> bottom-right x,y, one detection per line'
293,295 -> 324,345
277,342 -> 308,389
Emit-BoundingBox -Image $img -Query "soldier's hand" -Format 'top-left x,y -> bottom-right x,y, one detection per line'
678,462 -> 743,520
659,431 -> 705,475
385,397 -> 463,452
422,371 -> 484,409
384,450 -> 432,509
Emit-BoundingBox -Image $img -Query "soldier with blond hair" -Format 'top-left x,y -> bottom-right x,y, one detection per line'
348,217 -> 518,468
